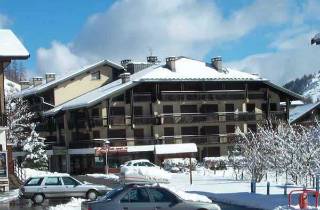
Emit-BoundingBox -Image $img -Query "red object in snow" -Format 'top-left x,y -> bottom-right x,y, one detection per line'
288,189 -> 318,209
299,191 -> 308,209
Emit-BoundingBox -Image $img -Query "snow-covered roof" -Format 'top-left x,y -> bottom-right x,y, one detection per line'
44,57 -> 304,115
0,29 -> 29,59
155,143 -> 197,155
289,102 -> 320,124
16,59 -> 124,97
280,100 -> 304,106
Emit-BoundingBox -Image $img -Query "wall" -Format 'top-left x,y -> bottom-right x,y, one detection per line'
54,65 -> 113,105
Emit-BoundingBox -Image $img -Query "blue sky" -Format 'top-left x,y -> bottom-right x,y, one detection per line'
1,0 -> 320,84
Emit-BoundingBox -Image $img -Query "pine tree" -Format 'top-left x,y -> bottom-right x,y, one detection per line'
22,123 -> 48,170
6,94 -> 34,149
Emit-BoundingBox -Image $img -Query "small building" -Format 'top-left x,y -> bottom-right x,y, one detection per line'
289,102 -> 320,125
0,29 -> 29,191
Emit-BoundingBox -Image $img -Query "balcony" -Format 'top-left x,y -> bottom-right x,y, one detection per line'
161,112 -> 262,124
134,116 -> 156,125
181,135 -> 220,145
89,117 -> 103,127
161,91 -> 245,101
270,111 -> 287,121
133,93 -> 152,102
108,138 -> 128,146
109,116 -> 126,126
69,140 -> 101,149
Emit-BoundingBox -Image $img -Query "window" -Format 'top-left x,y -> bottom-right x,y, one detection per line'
270,103 -> 277,111
164,127 -> 174,136
45,177 -> 61,186
248,124 -> 257,132
91,108 -> 100,117
108,129 -> 126,138
25,178 -> 43,186
134,106 -> 143,115
163,105 -> 173,114
91,71 -> 100,80
225,104 -> 234,112
180,105 -> 197,113
134,129 -> 144,138
110,107 -> 125,115
247,104 -> 255,112
121,188 -> 150,203
200,104 -> 218,113
92,130 -> 100,139
226,125 -> 236,133
148,188 -> 176,203
201,126 -> 219,135
181,127 -> 198,135
62,177 -> 79,186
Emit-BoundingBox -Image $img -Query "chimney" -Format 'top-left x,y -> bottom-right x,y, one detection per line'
165,56 -> 177,72
212,56 -> 223,72
45,73 -> 56,83
121,59 -> 132,68
32,77 -> 43,86
147,56 -> 158,64
20,81 -> 31,90
119,72 -> 131,84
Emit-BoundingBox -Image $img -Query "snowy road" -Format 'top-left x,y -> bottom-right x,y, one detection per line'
0,197 -> 259,210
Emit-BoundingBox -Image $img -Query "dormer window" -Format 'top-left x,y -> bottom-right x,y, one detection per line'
91,71 -> 100,80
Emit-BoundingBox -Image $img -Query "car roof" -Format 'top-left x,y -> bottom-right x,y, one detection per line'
28,174 -> 70,179
125,159 -> 151,164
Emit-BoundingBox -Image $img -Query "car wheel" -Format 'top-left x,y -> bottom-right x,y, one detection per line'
86,190 -> 98,200
32,194 -> 45,204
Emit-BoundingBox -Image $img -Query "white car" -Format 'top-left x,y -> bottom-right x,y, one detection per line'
19,175 -> 112,204
120,159 -> 171,184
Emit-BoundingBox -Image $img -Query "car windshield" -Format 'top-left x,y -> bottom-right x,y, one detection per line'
102,187 -> 125,201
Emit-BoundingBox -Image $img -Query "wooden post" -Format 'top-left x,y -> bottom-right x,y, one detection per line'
189,155 -> 192,185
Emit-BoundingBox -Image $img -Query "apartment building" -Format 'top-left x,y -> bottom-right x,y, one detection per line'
15,60 -> 125,145
38,56 -> 303,174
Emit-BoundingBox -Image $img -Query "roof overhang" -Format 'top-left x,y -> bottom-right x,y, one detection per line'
0,30 -> 29,60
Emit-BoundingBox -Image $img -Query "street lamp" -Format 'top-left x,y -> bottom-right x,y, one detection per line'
93,139 -> 110,174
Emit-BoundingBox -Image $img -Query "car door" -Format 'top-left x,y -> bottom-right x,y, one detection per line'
61,176 -> 83,197
119,188 -> 153,210
42,177 -> 63,198
148,187 -> 183,210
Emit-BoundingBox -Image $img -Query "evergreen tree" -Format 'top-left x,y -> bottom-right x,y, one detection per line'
22,123 -> 48,170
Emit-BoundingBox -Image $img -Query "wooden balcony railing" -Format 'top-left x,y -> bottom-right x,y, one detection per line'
133,93 -> 152,102
181,135 -> 220,144
161,91 -> 246,101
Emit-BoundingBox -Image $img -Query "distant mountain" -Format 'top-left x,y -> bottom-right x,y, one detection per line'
284,71 -> 320,102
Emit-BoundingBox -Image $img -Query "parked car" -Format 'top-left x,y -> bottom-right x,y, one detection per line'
120,159 -> 171,184
19,175 -> 112,204
81,184 -> 221,210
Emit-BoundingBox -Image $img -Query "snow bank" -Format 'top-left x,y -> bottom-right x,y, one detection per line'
0,189 -> 19,203
163,158 -> 197,172
24,168 -> 69,179
49,197 -> 85,210
86,173 -> 119,182
122,167 -> 171,184
274,205 -> 320,210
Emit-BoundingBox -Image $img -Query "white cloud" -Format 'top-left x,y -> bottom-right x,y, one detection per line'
36,0 -> 291,73
228,29 -> 320,85
36,41 -> 87,74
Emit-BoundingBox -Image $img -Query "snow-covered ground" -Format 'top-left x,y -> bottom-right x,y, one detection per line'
86,173 -> 119,182
2,167 -> 319,209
